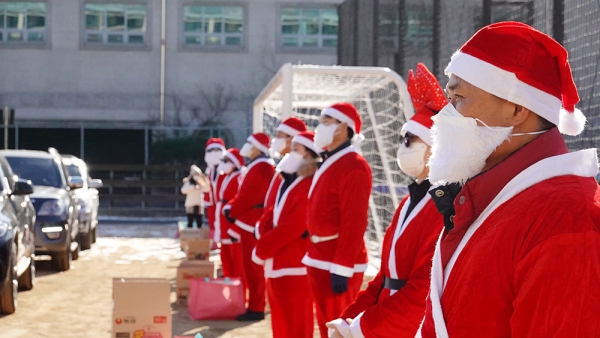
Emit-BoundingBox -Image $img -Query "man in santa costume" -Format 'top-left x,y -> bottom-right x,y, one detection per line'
225,132 -> 275,321
256,117 -> 307,240
327,63 -> 446,338
203,138 -> 226,244
215,148 -> 245,282
302,102 -> 372,337
418,22 -> 600,337
252,131 -> 320,338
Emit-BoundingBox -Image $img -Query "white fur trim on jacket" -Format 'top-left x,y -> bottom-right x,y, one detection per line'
301,255 -> 368,277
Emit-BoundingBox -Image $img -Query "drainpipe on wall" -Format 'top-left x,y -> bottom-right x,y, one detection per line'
159,0 -> 166,128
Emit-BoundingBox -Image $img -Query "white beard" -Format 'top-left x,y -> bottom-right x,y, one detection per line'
427,105 -> 513,185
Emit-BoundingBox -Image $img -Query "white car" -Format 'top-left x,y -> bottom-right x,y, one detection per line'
61,156 -> 102,250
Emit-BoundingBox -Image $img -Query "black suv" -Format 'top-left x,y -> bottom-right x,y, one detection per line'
1,148 -> 82,272
0,155 -> 36,314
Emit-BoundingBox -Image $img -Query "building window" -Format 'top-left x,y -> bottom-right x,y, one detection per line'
280,8 -> 338,49
378,7 -> 433,50
182,6 -> 244,47
84,4 -> 147,45
0,2 -> 46,43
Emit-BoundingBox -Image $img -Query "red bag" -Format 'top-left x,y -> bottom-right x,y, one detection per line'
188,277 -> 246,320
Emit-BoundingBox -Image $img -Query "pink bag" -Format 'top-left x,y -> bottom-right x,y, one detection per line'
188,277 -> 246,320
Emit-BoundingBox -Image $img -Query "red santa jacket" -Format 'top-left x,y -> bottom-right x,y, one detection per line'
252,176 -> 312,278
204,166 -> 220,230
227,157 -> 274,239
420,129 -> 600,338
338,192 -> 443,338
256,173 -> 283,240
302,145 -> 372,277
216,171 -> 240,244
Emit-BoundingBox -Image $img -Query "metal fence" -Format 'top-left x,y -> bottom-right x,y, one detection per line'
0,121 -> 249,165
338,0 -> 600,152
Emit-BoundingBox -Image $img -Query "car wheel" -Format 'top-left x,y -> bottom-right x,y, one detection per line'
18,253 -> 35,292
71,236 -> 80,261
80,227 -> 92,251
92,225 -> 97,244
51,236 -> 71,272
0,246 -> 18,314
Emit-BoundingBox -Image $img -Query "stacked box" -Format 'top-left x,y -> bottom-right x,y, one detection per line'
176,260 -> 218,305
112,278 -> 171,338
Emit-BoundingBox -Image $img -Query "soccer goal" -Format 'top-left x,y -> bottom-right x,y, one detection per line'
254,63 -> 415,269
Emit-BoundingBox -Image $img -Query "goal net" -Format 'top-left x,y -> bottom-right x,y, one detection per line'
254,64 -> 415,270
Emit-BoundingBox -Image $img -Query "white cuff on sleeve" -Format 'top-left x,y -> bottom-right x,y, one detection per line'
227,228 -> 241,240
326,318 -> 350,337
348,312 -> 366,338
251,248 -> 265,265
330,263 -> 354,278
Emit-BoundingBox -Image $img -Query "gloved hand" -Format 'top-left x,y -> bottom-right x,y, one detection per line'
223,209 -> 236,223
330,273 -> 349,294
229,235 -> 238,243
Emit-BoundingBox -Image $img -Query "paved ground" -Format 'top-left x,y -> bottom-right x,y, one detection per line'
0,222 -> 290,338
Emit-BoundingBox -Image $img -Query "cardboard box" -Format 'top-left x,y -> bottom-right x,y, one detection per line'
179,228 -> 209,250
184,238 -> 211,260
176,260 -> 217,305
112,278 -> 171,338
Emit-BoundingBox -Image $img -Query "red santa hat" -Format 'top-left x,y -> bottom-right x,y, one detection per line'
224,148 -> 244,169
246,132 -> 270,154
205,137 -> 226,151
445,21 -> 585,136
291,131 -> 319,154
277,117 -> 307,137
402,63 -> 448,146
320,102 -> 364,143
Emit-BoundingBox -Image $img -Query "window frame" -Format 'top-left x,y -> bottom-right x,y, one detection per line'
0,0 -> 51,50
178,0 -> 248,53
79,0 -> 151,51
277,3 -> 338,54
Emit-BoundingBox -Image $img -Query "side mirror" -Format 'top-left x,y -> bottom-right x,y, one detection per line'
13,179 -> 34,196
68,176 -> 85,189
88,178 -> 103,189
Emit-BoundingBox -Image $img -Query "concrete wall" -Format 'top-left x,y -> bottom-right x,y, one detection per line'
0,0 -> 343,145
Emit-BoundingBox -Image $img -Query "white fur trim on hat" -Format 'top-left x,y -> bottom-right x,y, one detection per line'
446,51 -> 577,133
402,120 -> 432,146
206,143 -> 225,151
225,152 -> 242,169
321,107 -> 356,131
292,135 -> 319,154
247,136 -> 269,154
277,124 -> 302,137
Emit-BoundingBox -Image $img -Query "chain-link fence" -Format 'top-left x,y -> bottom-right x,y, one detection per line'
339,0 -> 600,152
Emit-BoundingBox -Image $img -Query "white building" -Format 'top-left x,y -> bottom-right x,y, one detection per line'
0,0 -> 342,143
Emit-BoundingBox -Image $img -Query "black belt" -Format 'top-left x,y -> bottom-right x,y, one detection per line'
384,277 -> 406,290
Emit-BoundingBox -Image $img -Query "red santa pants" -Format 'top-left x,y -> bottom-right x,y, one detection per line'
307,267 -> 364,338
220,243 -> 245,281
267,276 -> 314,338
240,230 -> 266,312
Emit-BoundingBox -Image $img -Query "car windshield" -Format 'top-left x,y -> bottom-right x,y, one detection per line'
6,157 -> 63,188
67,164 -> 81,177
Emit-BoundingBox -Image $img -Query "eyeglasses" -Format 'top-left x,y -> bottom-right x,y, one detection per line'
399,134 -> 416,148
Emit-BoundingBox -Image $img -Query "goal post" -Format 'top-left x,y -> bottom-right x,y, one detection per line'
253,64 -> 415,269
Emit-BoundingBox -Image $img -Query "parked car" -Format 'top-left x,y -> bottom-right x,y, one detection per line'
1,148 -> 82,272
0,155 -> 36,314
61,155 -> 102,250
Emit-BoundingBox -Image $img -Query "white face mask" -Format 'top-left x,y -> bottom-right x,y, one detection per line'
239,143 -> 254,158
217,161 -> 235,175
314,123 -> 339,150
204,150 -> 223,167
276,151 -> 305,174
397,142 -> 428,178
269,137 -> 287,158
427,103 -> 513,185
